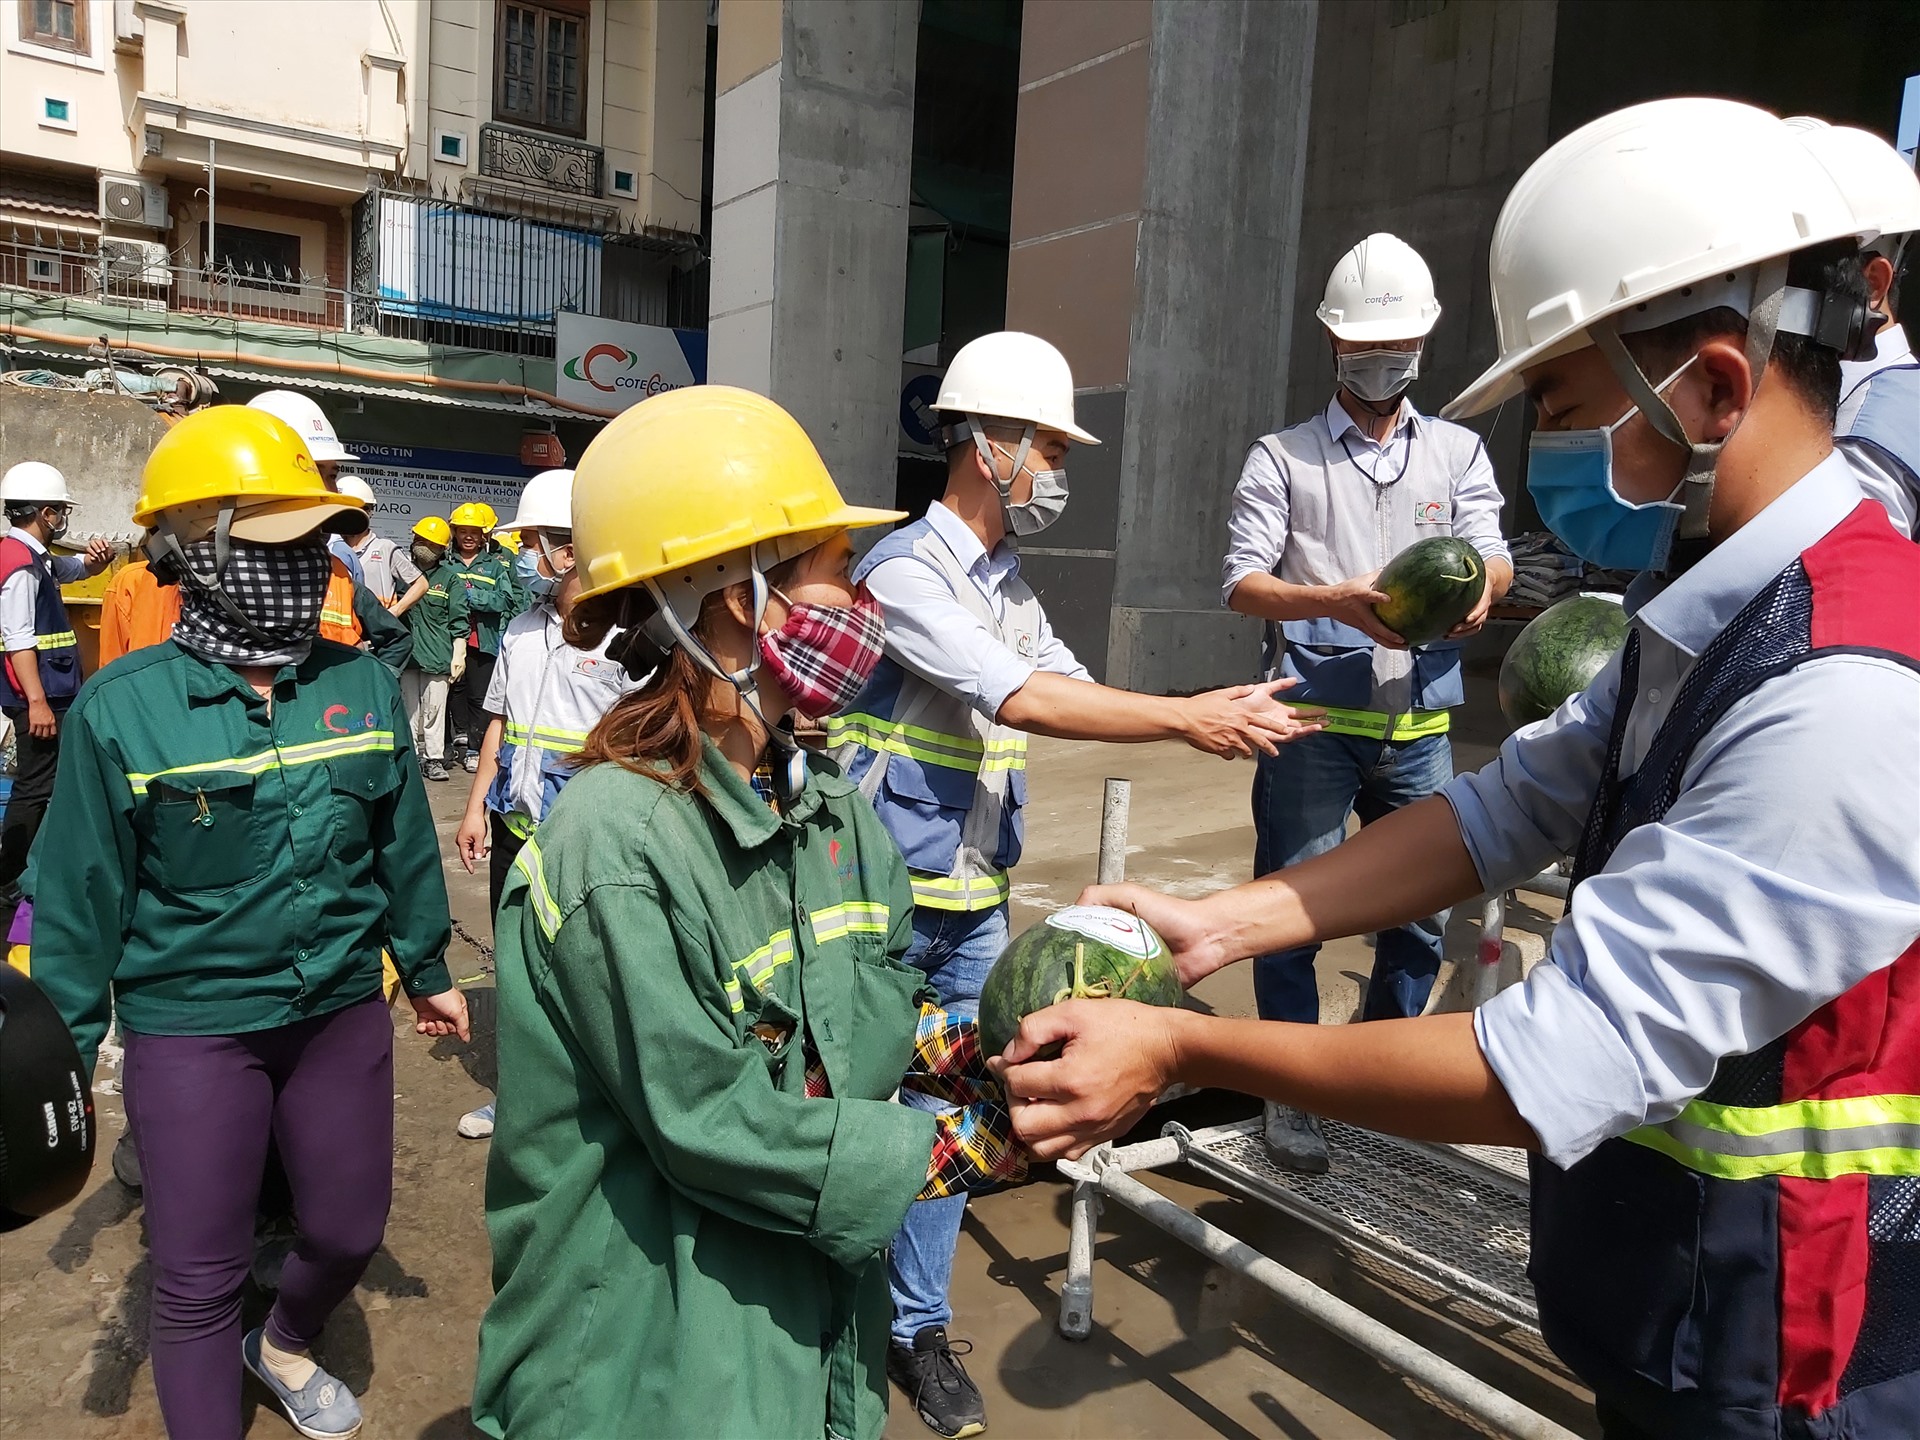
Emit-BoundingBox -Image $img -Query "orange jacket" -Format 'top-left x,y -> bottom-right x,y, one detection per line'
97,560 -> 185,666
319,558 -> 361,647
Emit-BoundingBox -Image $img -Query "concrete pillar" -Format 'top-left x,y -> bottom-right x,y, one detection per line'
706,0 -> 916,510
1006,0 -> 1318,689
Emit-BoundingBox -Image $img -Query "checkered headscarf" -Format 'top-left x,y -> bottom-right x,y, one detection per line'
170,538 -> 333,668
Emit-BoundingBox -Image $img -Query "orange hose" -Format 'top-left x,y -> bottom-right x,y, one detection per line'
1,321 -> 620,419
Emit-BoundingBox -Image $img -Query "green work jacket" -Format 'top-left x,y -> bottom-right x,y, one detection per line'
452,544 -> 519,655
471,742 -> 938,1440
406,558 -> 471,677
29,640 -> 453,1076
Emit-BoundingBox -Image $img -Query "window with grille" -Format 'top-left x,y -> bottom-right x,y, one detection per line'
495,1 -> 589,138
20,0 -> 88,52
201,223 -> 303,289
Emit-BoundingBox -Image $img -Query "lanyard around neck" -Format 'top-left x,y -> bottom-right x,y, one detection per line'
1337,424 -> 1412,489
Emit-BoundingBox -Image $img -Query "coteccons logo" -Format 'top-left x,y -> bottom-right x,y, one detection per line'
562,343 -> 681,397
1364,291 -> 1406,307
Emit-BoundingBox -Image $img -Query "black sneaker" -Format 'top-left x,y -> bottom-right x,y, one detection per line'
887,1325 -> 986,1438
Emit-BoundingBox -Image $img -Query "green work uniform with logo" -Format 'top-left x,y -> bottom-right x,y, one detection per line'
453,544 -> 520,656
405,557 -> 471,677
471,742 -> 938,1440
26,640 -> 453,1077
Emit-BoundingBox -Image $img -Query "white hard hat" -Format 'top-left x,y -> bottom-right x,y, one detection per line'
334,475 -> 375,506
1445,98 -> 1867,419
1785,116 -> 1920,258
494,468 -> 574,535
934,332 -> 1099,445
246,389 -> 352,464
1317,233 -> 1442,342
0,461 -> 71,506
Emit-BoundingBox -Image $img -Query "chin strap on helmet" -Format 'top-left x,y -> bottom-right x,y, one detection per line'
142,499 -> 278,644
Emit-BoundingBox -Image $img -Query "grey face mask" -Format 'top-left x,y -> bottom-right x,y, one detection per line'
976,426 -> 1069,538
1336,347 -> 1422,403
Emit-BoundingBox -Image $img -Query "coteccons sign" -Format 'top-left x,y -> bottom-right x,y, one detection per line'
555,312 -> 708,413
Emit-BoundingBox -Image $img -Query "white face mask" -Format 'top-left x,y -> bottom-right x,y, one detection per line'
1336,346 -> 1422,403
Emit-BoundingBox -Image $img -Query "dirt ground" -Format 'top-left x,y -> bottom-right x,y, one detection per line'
0,659 -> 1600,1440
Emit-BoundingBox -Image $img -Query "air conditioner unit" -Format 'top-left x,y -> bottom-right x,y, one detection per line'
98,174 -> 168,230
99,237 -> 172,287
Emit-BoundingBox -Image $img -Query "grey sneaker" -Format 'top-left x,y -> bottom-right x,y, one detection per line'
462,753 -> 480,774
242,1327 -> 363,1439
425,759 -> 449,782
457,1102 -> 496,1138
1262,1102 -> 1330,1174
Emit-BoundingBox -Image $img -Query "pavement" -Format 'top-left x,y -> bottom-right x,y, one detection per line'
0,654 -> 1600,1440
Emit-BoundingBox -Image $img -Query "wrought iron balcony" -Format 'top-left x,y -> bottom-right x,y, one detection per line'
477,123 -> 603,199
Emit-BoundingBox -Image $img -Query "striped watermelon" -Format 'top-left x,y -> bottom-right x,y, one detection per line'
978,906 -> 1183,1058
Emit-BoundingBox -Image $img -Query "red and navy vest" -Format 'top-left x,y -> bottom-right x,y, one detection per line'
1531,502 -> 1920,1438
0,535 -> 81,711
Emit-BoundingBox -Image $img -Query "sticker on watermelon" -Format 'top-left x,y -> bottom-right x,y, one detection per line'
978,904 -> 1184,1056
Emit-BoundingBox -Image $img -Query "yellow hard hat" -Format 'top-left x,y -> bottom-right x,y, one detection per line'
412,515 -> 452,546
133,406 -> 361,542
571,385 -> 904,605
450,502 -> 497,530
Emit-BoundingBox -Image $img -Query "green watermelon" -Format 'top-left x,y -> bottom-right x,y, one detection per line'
1372,537 -> 1488,646
1498,593 -> 1630,730
978,905 -> 1184,1057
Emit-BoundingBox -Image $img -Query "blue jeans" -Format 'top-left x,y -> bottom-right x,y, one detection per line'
887,902 -> 1008,1345
1250,729 -> 1454,1023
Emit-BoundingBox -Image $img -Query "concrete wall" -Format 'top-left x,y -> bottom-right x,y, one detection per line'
1106,0 -> 1321,694
0,388 -> 170,544
708,0 -> 916,510
1284,0 -> 1558,509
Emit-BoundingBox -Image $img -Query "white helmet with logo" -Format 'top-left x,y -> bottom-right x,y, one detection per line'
1785,116 -> 1920,261
0,461 -> 71,506
495,469 -> 574,535
934,332 -> 1099,444
246,389 -> 352,464
1444,98 -> 1867,420
1317,233 -> 1442,342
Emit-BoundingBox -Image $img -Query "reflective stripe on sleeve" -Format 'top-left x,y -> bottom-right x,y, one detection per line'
514,839 -> 562,941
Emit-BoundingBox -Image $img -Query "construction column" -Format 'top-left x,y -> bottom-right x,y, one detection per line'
1006,0 -> 1319,689
706,0 -> 917,510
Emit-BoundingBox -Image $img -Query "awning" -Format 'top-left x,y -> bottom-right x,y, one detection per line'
200,364 -> 583,419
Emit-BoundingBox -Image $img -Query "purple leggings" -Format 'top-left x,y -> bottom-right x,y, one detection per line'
123,997 -> 395,1440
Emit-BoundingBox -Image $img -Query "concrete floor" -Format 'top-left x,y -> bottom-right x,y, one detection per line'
0,655 -> 1598,1439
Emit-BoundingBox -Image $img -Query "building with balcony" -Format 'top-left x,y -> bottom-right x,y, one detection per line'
0,0 -> 711,531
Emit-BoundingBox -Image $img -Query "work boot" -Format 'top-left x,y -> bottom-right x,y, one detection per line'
1262,1101 -> 1330,1174
111,1133 -> 142,1192
425,759 -> 449,783
887,1325 -> 986,1438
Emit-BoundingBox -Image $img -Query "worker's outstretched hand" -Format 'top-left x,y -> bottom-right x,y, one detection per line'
992,998 -> 1182,1163
411,987 -> 471,1044
1179,678 -> 1324,759
455,809 -> 490,874
1081,882 -> 1233,987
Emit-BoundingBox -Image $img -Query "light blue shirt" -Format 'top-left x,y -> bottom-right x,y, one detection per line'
1448,453 -> 1920,1169
863,502 -> 1091,721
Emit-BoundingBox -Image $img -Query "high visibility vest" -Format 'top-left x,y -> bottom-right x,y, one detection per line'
1836,361 -> 1920,540
319,559 -> 360,648
0,536 -> 81,709
826,518 -> 1035,913
1530,502 -> 1920,1438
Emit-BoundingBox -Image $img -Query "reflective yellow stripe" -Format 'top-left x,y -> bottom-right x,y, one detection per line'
319,608 -> 354,628
502,810 -> 538,839
514,839 -> 561,941
125,731 -> 395,797
809,900 -> 890,945
35,630 -> 76,650
505,721 -> 592,749
824,714 -> 1028,774
1624,1093 -> 1920,1181
1317,707 -> 1452,741
910,872 -> 1010,912
462,574 -> 499,586
723,930 -> 796,1013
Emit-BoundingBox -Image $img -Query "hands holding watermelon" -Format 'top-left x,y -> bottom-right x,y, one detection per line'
994,998 -> 1186,1163
1323,571 -> 1408,648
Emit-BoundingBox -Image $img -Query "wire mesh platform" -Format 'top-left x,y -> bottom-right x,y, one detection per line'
1174,1118 -> 1538,1332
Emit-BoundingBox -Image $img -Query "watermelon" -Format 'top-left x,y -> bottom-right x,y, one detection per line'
1498,593 -> 1630,730
1372,537 -> 1488,646
977,905 -> 1184,1057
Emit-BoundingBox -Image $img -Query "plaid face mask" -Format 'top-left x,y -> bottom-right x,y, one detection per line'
756,586 -> 886,719
171,537 -> 333,668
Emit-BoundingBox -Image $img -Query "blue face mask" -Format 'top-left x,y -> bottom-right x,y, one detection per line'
1526,356 -> 1696,572
515,533 -> 572,604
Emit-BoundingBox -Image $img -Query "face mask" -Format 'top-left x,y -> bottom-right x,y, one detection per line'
984,437 -> 1069,537
516,533 -> 573,605
756,586 -> 887,718
1526,355 -> 1697,572
411,542 -> 443,570
170,537 -> 332,667
1336,347 -> 1421,404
